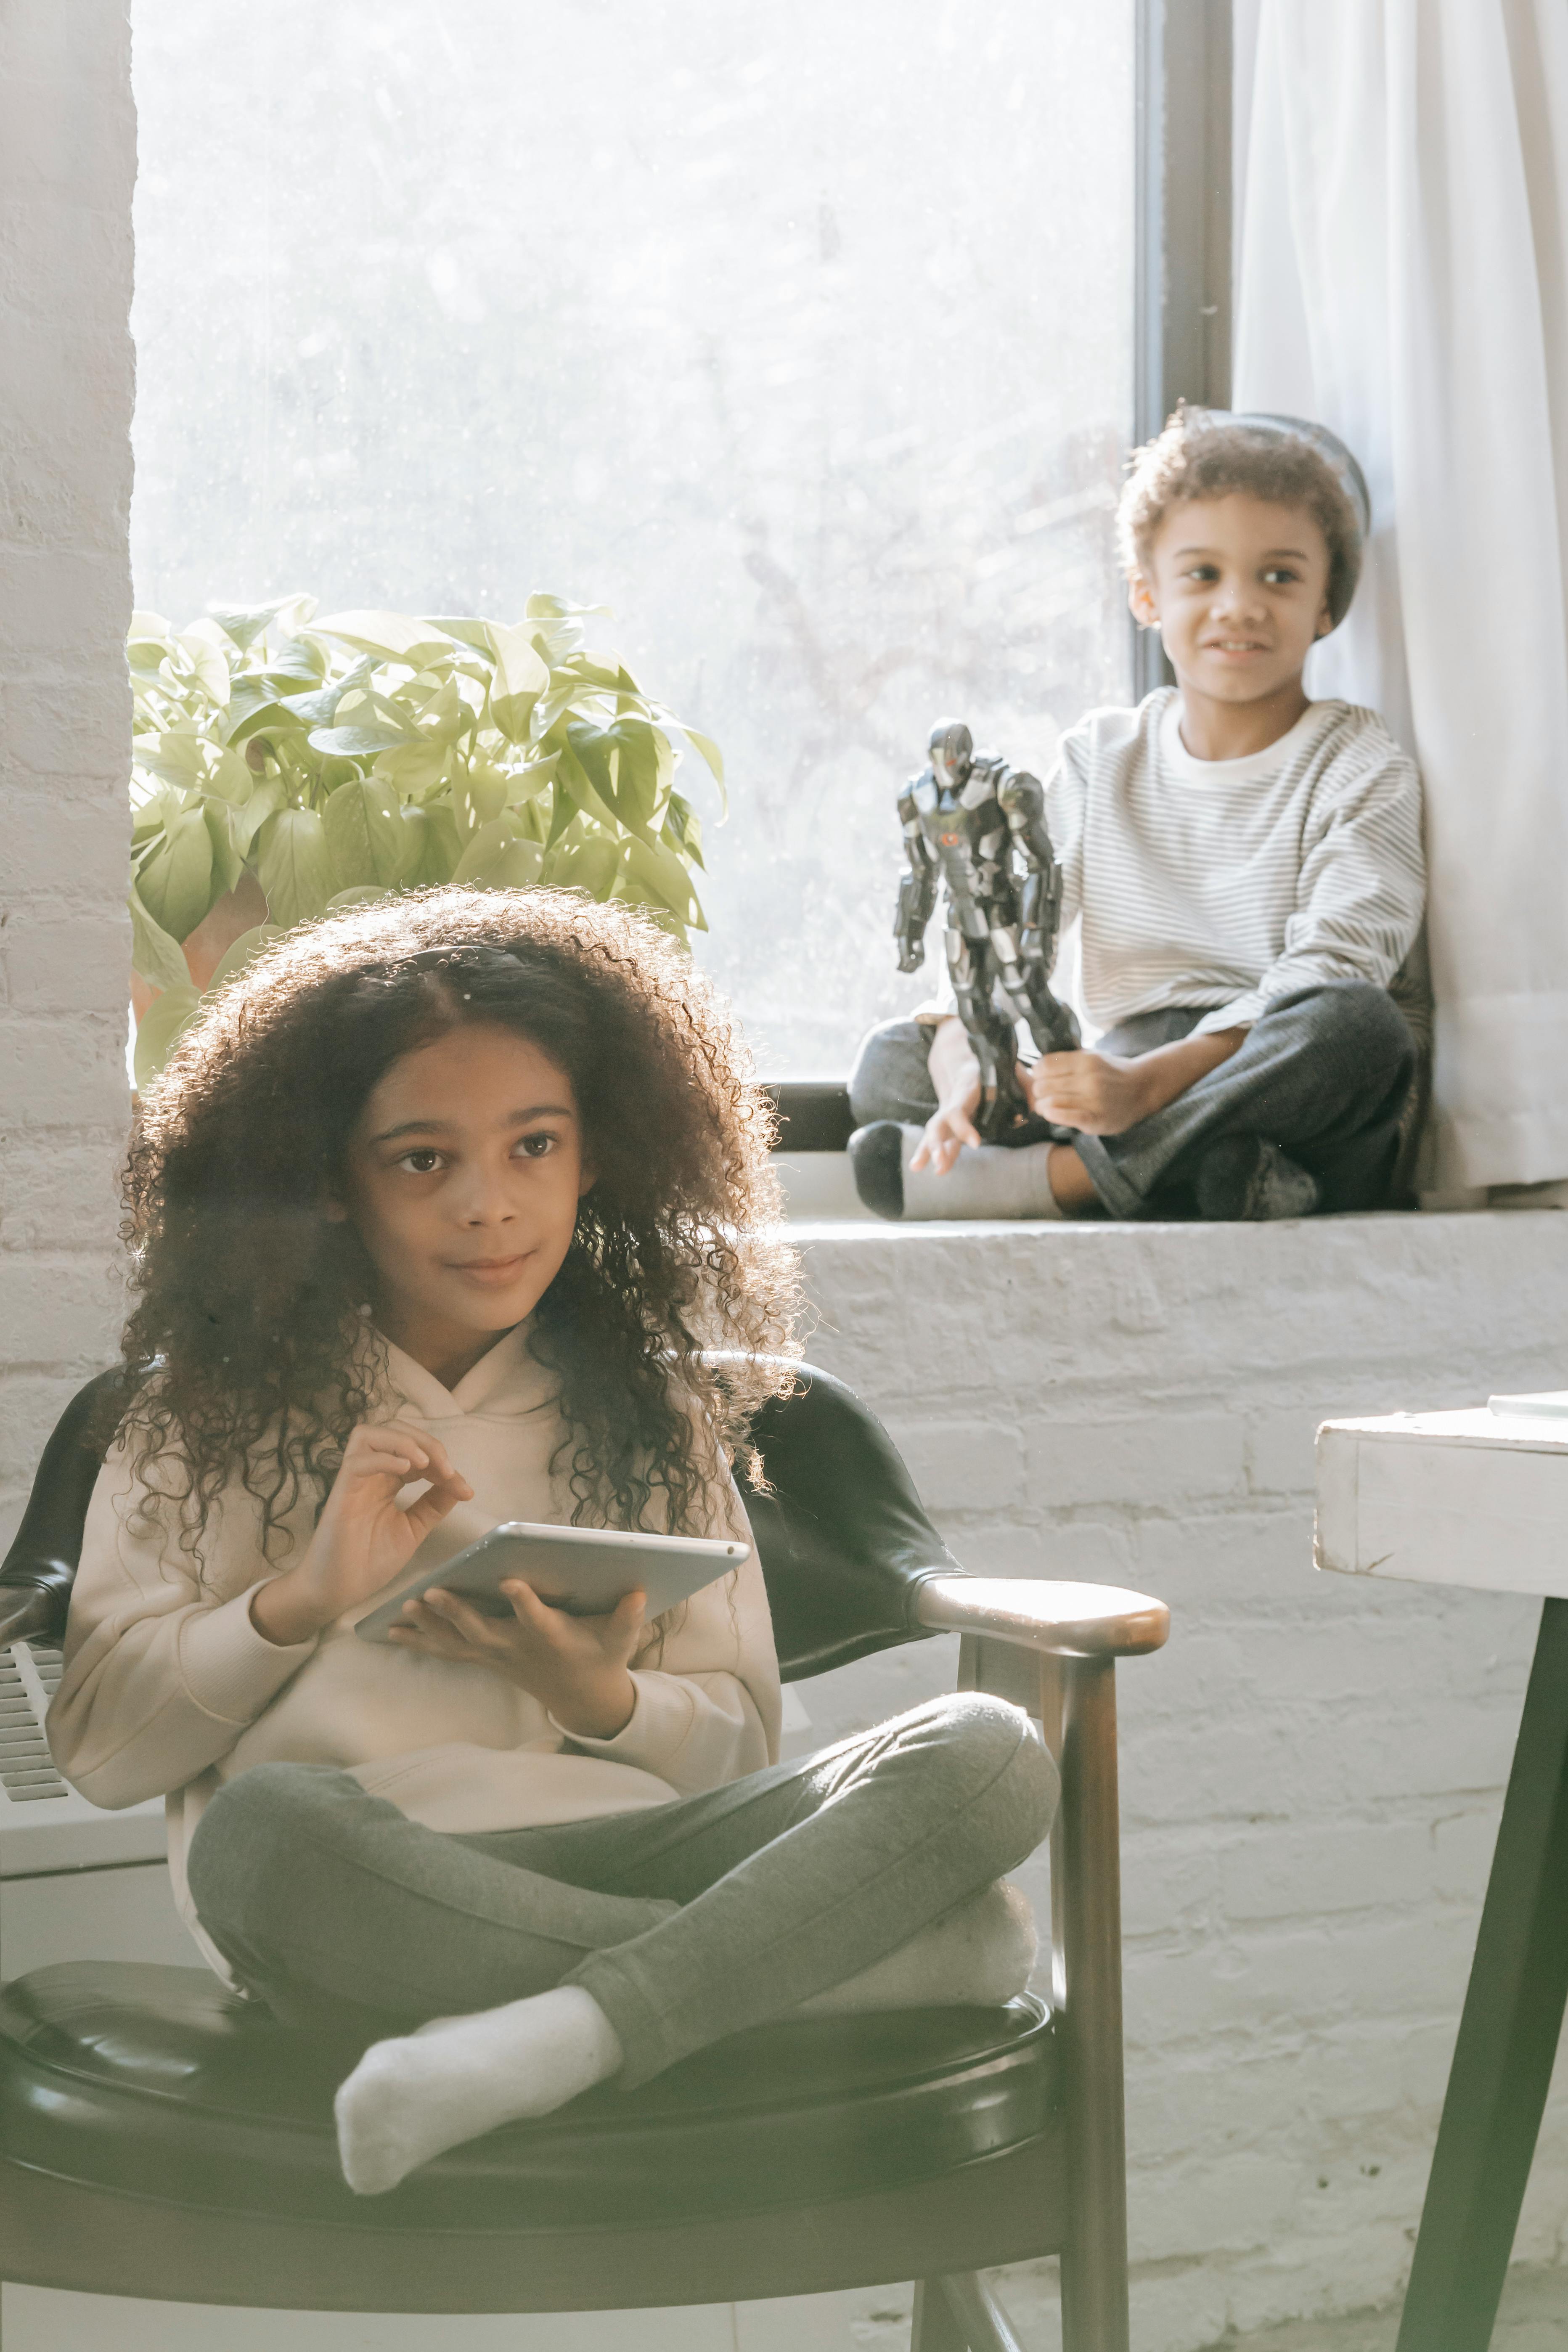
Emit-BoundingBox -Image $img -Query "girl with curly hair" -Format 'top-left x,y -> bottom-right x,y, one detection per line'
48,886 -> 1052,2195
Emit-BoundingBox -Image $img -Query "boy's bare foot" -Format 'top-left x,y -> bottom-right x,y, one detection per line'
1045,1144 -> 1099,1213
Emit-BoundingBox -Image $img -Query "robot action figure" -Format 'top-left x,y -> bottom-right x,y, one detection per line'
894,718 -> 1079,1142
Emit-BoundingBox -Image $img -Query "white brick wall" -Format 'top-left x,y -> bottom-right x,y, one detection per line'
0,2 -> 135,1547
791,1212 -> 1568,2348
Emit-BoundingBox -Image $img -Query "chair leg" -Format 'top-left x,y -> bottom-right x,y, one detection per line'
940,2271 -> 1029,2352
1396,1597 -> 1568,2352
911,2277 -> 969,2351
1057,1657 -> 1131,2352
911,2272 -> 1029,2352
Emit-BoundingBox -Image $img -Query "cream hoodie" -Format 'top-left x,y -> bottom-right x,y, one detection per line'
47,1324 -> 781,1960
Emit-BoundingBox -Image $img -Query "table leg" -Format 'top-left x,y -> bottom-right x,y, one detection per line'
1396,1597 -> 1568,2352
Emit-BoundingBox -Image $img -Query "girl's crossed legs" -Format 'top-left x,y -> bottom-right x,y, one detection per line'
188,1693 -> 1057,2187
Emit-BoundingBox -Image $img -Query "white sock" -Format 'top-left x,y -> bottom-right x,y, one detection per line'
900,1127 -> 1067,1221
334,1984 -> 625,2196
795,1880 -> 1038,2016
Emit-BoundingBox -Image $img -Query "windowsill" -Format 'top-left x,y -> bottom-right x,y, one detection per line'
772,1153 -> 1568,1232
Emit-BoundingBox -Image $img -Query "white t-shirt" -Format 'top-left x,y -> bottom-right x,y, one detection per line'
934,689 -> 1428,1042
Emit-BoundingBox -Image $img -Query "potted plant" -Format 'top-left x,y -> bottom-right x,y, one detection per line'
127,594 -> 723,1085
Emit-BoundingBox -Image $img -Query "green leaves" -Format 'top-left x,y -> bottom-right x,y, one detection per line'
125,594 -> 725,1020
398,802 -> 462,886
256,806 -> 334,928
309,718 -> 413,759
681,724 -> 725,796
311,610 -> 460,670
202,798 -> 246,898
136,806 -> 214,942
133,985 -> 203,1092
487,620 -> 550,742
208,923 -> 283,992
453,818 -> 547,890
128,887 -> 190,993
323,775 -> 411,889
567,718 -> 663,831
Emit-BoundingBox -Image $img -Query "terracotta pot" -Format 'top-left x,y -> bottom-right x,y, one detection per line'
130,872 -> 270,1028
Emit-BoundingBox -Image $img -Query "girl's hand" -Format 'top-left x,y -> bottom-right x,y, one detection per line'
386,1578 -> 646,1741
250,1422 -> 474,1647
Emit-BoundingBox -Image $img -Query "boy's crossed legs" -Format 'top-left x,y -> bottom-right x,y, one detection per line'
850,979 -> 1416,1221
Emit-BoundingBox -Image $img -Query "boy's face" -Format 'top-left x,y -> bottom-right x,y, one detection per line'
1129,493 -> 1334,707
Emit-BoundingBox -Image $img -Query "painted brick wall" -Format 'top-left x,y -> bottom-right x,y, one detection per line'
0,3 -> 135,1548
790,1212 -> 1568,2349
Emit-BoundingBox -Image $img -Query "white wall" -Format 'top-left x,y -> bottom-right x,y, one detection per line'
793,1210 -> 1568,2349
0,2 -> 135,1547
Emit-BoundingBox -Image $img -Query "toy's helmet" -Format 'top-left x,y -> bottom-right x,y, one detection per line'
928,719 -> 974,785
1181,409 -> 1371,628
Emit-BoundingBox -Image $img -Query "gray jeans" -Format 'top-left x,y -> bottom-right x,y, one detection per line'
849,981 -> 1417,1218
186,1692 -> 1056,2090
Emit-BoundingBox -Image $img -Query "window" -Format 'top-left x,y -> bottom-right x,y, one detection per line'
129,1 -> 1135,1072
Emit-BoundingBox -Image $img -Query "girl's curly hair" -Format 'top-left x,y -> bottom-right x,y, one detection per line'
115,886 -> 800,1556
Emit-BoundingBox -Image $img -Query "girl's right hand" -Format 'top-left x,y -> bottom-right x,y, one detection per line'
249,1422 -> 474,1647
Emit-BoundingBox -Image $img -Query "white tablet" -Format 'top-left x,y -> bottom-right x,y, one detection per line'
354,1520 -> 748,1646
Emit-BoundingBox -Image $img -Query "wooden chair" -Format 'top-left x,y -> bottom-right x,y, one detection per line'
0,1359 -> 1167,2352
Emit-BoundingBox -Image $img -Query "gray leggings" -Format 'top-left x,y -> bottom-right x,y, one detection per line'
850,980 -> 1417,1217
186,1693 -> 1057,2090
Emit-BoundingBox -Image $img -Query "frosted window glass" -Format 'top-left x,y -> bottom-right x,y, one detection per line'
129,1 -> 1134,1073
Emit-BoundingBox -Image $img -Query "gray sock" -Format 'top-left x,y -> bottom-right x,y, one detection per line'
899,1125 -> 1066,1221
1196,1135 -> 1320,1221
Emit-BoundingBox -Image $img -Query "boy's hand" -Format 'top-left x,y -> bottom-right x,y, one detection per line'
911,1018 -> 1031,1174
910,1093 -> 983,1173
1027,1029 -> 1247,1134
386,1579 -> 645,1741
1025,1050 -> 1160,1134
249,1422 -> 474,1647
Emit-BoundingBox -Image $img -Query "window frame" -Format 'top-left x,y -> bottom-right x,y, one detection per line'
1133,0 -> 1234,697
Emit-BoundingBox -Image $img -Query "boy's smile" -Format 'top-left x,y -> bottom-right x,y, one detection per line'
328,1024 -> 595,1390
1130,491 -> 1335,760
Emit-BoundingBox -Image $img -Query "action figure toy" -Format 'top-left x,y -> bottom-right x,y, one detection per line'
894,718 -> 1079,1141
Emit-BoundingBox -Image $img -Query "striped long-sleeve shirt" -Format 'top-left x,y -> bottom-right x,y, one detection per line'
935,689 -> 1428,1043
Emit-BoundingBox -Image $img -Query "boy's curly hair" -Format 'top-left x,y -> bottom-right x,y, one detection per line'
1118,405 -> 1364,626
115,886 -> 800,1555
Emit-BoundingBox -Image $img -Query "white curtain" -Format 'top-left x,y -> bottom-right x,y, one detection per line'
1234,0 -> 1568,1193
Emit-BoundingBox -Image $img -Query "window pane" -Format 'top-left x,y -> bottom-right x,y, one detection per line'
130,1 -> 1134,1072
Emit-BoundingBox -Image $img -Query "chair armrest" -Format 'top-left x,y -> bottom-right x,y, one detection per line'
913,1573 -> 1169,1660
0,1586 -> 61,1649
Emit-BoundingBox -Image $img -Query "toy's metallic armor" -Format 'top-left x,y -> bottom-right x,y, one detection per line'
895,718 -> 1080,1141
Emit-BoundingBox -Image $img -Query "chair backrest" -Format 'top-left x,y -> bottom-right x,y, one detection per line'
0,1360 -> 959,1682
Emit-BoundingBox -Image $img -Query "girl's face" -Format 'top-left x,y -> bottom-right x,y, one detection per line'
330,1023 -> 594,1388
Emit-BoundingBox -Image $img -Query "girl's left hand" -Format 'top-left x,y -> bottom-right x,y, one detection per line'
386,1578 -> 646,1741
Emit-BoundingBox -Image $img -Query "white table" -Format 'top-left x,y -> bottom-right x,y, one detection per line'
1316,1398 -> 1568,2352
1317,1402 -> 1568,1597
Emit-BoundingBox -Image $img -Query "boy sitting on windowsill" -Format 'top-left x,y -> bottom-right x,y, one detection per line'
847,407 -> 1429,1223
